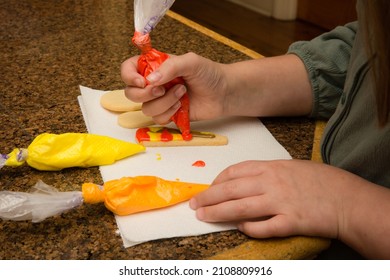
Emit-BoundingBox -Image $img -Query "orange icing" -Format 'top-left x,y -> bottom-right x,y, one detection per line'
82,176 -> 209,215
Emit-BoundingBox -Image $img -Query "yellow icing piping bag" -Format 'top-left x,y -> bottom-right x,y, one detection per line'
0,133 -> 145,171
0,176 -> 209,222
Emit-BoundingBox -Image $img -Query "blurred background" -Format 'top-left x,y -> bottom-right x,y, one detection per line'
171,0 -> 357,57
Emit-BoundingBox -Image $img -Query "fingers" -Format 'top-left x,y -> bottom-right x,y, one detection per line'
121,53 -> 198,90
237,215 -> 295,238
194,195 -> 276,223
191,175 -> 262,209
124,84 -> 164,103
120,56 -> 145,87
141,84 -> 186,115
190,162 -> 270,212
146,100 -> 181,125
121,56 -> 153,104
121,56 -> 169,103
189,174 -> 276,223
121,54 -> 190,124
145,52 -> 198,86
189,161 -> 290,224
122,53 -> 189,89
140,83 -> 187,124
212,160 -> 268,185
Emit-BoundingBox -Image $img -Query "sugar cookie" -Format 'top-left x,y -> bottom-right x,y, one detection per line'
100,89 -> 142,112
138,134 -> 228,147
118,111 -> 155,129
135,127 -> 228,147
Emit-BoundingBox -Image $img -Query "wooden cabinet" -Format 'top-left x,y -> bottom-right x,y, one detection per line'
297,0 -> 357,30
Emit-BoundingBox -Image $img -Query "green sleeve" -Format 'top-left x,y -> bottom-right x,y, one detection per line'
288,22 -> 358,119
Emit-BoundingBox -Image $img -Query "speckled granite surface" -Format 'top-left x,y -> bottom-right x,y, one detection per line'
0,0 -> 325,259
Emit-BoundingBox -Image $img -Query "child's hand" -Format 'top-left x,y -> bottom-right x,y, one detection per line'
121,52 -> 228,124
190,159 -> 360,240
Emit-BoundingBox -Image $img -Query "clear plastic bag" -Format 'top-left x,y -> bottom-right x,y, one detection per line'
0,154 -> 7,170
0,180 -> 83,222
134,0 -> 176,34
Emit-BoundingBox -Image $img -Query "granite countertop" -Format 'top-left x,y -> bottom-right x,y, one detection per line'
0,0 -> 329,259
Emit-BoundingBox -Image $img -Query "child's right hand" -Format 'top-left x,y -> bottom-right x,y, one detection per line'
121,52 -> 229,125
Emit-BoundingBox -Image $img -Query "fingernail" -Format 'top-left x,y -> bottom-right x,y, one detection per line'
189,198 -> 197,210
172,101 -> 181,110
175,85 -> 187,99
134,78 -> 145,88
196,208 -> 205,221
152,86 -> 165,97
146,71 -> 162,84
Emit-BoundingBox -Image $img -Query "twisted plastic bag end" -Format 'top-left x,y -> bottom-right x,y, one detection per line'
0,180 -> 83,222
82,183 -> 105,204
132,31 -> 152,53
1,148 -> 28,169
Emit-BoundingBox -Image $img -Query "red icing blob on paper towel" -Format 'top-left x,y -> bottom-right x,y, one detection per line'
192,160 -> 206,167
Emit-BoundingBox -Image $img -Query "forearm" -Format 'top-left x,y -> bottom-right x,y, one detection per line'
340,180 -> 390,259
222,54 -> 313,117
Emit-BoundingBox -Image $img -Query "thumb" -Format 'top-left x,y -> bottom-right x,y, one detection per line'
146,53 -> 192,86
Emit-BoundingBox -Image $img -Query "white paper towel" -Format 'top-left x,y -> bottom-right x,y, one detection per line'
78,85 -> 292,247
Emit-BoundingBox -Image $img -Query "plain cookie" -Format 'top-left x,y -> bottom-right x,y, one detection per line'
100,89 -> 142,112
118,111 -> 155,128
138,134 -> 228,147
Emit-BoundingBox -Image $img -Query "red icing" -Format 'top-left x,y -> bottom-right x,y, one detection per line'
135,127 -> 181,142
160,128 -> 173,142
132,32 -> 192,141
135,127 -> 150,142
192,160 -> 206,167
170,91 -> 192,140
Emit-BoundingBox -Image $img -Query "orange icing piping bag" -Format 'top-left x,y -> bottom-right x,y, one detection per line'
0,176 -> 209,222
82,176 -> 209,216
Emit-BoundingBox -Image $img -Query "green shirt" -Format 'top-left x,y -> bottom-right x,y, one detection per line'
288,21 -> 390,188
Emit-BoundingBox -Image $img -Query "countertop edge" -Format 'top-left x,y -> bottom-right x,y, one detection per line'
167,10 -> 263,59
